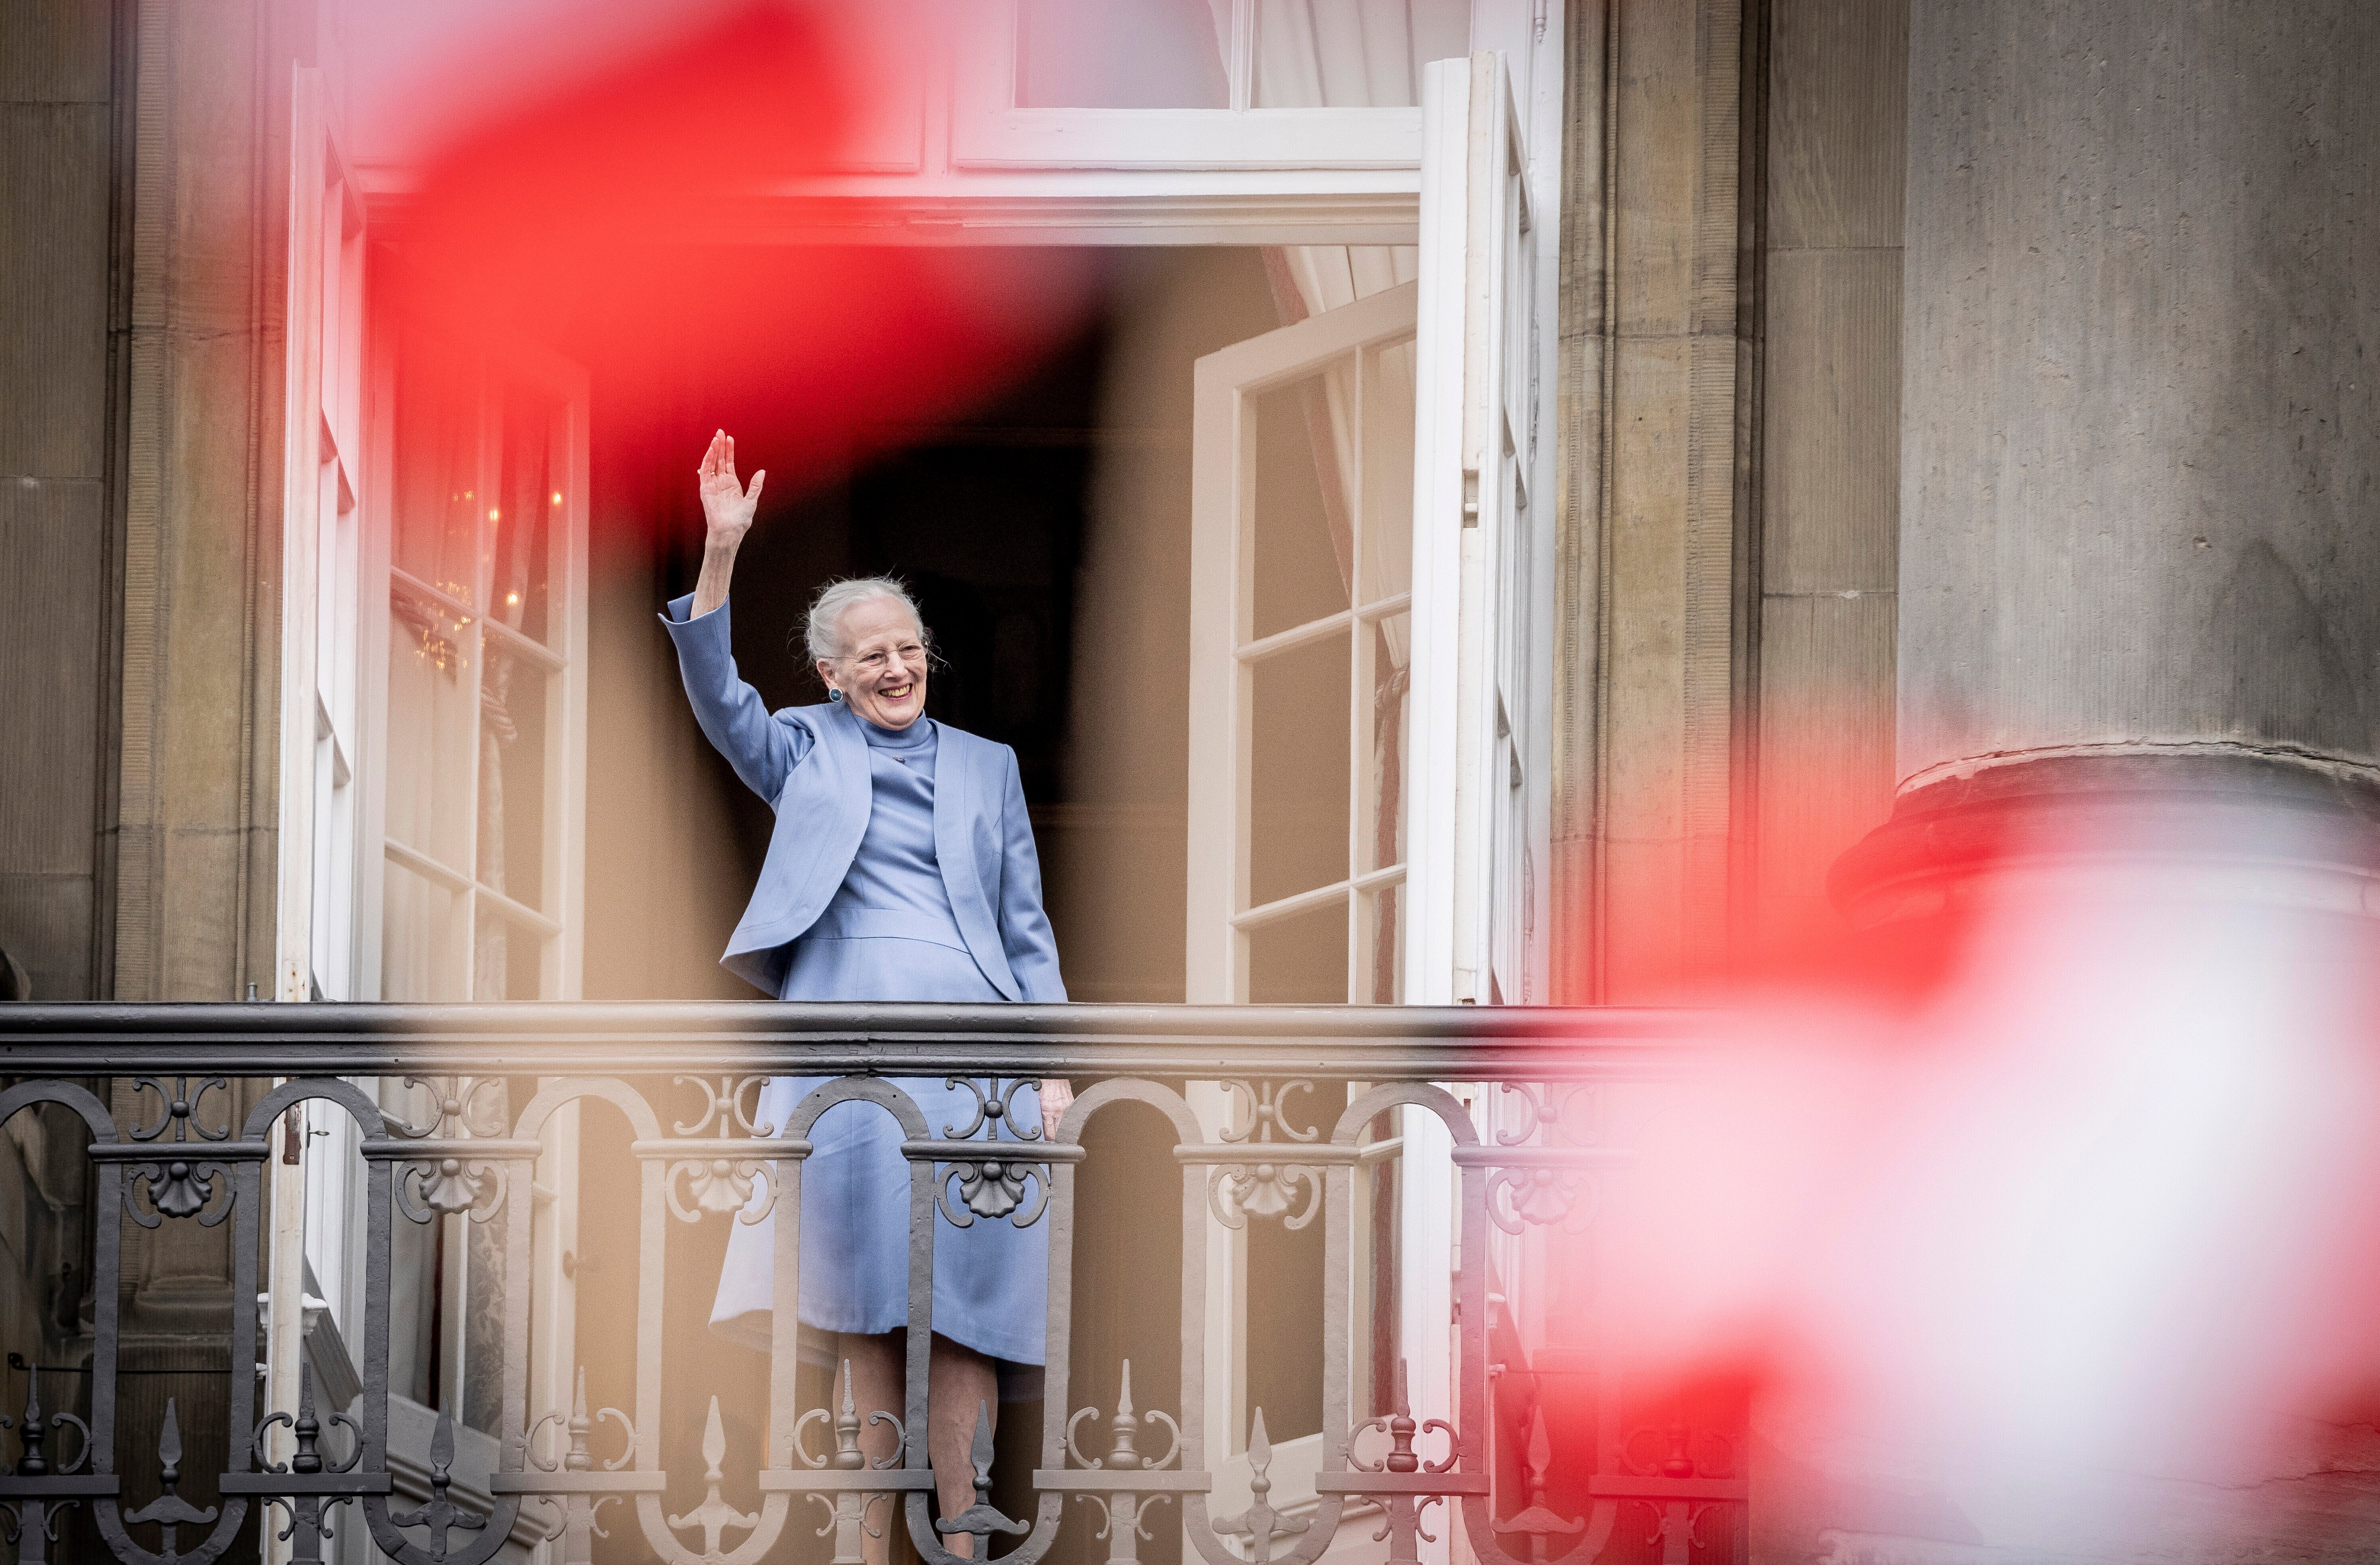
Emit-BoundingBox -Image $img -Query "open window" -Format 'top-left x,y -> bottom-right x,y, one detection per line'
1187,280 -> 1418,1005
1188,51 -> 1543,1009
364,329 -> 590,1005
351,313 -> 592,1465
1182,55 -> 1544,1562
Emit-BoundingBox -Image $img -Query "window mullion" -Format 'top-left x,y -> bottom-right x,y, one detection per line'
1228,0 -> 1256,112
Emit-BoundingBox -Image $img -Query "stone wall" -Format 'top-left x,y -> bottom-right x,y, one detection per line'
0,0 -> 127,1002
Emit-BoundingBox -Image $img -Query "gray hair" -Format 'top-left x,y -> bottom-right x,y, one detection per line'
803,576 -> 929,663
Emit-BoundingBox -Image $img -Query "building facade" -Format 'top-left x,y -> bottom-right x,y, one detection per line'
4,0 -> 2378,1560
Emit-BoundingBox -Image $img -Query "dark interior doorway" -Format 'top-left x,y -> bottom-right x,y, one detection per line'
676,329 -> 1105,870
579,244 -> 1283,1008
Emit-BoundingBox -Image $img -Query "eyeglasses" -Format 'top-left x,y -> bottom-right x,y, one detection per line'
844,643 -> 925,674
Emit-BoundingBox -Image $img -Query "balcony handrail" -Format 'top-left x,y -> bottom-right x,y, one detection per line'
0,1003 -> 1745,1565
0,1001 -> 1722,1078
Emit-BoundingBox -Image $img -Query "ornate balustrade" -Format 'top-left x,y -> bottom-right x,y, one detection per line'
0,1003 -> 1742,1565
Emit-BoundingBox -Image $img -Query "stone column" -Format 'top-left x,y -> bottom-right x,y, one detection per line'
1835,0 -> 2380,921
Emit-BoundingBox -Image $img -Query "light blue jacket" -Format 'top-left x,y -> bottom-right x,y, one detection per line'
662,594 -> 1065,1002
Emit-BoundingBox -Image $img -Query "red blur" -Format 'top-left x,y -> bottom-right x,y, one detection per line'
370,1 -> 1100,533
1556,779 -> 2380,1538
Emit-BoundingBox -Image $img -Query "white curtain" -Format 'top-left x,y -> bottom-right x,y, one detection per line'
1253,0 -> 1469,110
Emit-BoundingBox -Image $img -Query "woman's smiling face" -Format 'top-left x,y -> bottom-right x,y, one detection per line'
819,594 -> 929,730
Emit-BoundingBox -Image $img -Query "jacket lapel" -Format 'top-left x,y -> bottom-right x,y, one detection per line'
930,726 -> 1018,1000
819,700 -> 871,827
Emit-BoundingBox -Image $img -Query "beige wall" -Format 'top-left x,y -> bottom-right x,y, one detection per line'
1551,0 -> 1903,999
1749,0 -> 1905,950
1552,0 -> 1761,1003
109,0 -> 331,1003
0,0 -> 124,1001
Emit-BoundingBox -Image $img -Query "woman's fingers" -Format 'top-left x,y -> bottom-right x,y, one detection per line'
699,429 -> 738,486
1039,1079 -> 1075,1139
747,469 -> 766,505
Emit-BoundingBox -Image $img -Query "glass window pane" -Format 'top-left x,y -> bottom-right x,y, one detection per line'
1247,898 -> 1348,1003
1357,878 -> 1404,1005
392,338 -> 481,606
382,857 -> 466,1001
474,907 -> 546,1001
477,650 -> 550,913
385,593 -> 476,870
493,386 -> 558,646
1253,0 -> 1469,109
1018,0 -> 1230,108
1358,609 -> 1409,875
1249,630 -> 1351,908
1251,366 -> 1354,642
1359,336 -> 1416,605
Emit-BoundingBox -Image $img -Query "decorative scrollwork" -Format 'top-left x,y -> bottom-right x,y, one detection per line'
933,1403 -> 1029,1549
1213,1408 -> 1307,1565
396,1155 -> 505,1224
666,1155 -> 776,1224
1484,1165 -> 1595,1234
1621,1419 -> 1734,1480
1218,1080 -> 1319,1144
937,1157 -> 1049,1228
251,1363 -> 359,1475
266,1495 -> 338,1561
1,1361 -> 90,1477
126,1157 -> 232,1227
1636,1499 -> 1723,1556
1349,1363 -> 1455,1477
1208,1081 -> 1324,1230
526,1367 -> 634,1475
1207,1160 -> 1321,1231
939,1077 -> 1045,1143
392,1075 -> 509,1139
665,1397 -> 759,1564
0,1497 -> 77,1549
126,1077 -> 231,1143
1064,1359 -> 1180,1473
122,1397 -> 220,1551
1490,1403 -> 1584,1560
1493,1081 -> 1596,1147
388,1407 -> 487,1558
672,1075 -> 769,1137
795,1360 -> 903,1473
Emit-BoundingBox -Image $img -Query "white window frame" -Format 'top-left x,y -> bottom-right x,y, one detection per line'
275,66 -> 368,1008
1186,281 -> 1421,1006
348,316 -> 592,1491
1402,58 -> 1559,1561
270,62 -> 373,1510
1403,50 -> 1549,1010
356,328 -> 592,1006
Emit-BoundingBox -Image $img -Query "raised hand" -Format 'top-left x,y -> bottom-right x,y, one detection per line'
691,430 -> 765,618
697,429 -> 766,544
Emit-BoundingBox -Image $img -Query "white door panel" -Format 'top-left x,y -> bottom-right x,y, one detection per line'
1405,52 -> 1539,1009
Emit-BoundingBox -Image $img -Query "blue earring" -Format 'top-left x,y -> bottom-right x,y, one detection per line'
829,688 -> 843,702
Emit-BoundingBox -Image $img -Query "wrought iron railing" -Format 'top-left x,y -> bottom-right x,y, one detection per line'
0,1003 -> 1741,1565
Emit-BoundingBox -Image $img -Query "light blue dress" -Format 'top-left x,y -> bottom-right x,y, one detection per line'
709,715 -> 1049,1367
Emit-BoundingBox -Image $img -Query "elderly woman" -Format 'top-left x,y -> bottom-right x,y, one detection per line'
662,432 -> 1070,1558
